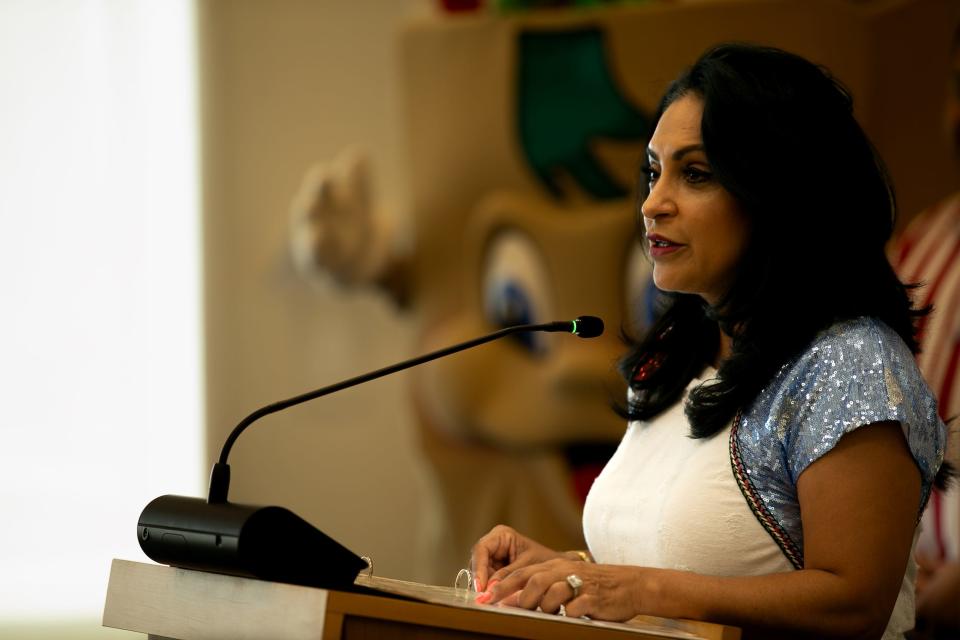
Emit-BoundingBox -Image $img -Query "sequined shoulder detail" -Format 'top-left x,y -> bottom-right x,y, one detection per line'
731,317 -> 945,566
729,409 -> 803,569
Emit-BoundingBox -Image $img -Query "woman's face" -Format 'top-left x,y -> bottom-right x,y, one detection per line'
641,93 -> 750,307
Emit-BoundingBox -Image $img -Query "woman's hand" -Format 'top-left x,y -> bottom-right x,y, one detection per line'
469,525 -> 564,592
476,557 -> 646,622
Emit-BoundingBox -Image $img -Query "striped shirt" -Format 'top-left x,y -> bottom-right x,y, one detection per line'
892,191 -> 960,561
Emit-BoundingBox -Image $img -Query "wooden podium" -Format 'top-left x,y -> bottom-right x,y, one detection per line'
103,559 -> 740,640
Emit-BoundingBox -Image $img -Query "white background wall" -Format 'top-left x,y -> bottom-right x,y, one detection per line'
0,0 -> 201,637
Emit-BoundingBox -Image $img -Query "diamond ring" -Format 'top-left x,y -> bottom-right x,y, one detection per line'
566,573 -> 583,599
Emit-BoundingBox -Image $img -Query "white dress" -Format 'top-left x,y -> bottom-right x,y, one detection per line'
583,369 -> 921,639
583,372 -> 793,576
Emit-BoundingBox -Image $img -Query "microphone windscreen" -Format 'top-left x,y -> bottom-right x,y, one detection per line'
573,316 -> 604,338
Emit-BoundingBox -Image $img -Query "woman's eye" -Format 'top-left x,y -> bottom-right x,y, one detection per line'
684,167 -> 712,184
640,165 -> 660,186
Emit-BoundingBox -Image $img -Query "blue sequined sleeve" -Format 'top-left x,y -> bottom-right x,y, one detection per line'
732,318 -> 946,567
775,318 -> 944,508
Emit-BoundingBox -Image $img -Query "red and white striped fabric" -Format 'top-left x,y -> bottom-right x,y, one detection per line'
892,191 -> 960,562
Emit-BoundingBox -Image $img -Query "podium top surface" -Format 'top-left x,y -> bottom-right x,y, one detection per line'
103,559 -> 740,640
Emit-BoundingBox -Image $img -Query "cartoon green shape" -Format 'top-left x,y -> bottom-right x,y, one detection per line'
518,28 -> 651,200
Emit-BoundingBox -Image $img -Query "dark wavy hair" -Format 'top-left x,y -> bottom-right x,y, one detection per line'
620,43 -> 925,439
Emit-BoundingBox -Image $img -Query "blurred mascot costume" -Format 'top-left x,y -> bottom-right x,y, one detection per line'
289,1 -> 885,581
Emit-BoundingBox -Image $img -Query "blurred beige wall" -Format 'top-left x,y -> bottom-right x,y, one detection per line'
198,0 -> 958,583
199,0 -> 434,581
865,0 -> 958,231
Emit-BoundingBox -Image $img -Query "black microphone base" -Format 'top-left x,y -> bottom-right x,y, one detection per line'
138,495 -> 367,590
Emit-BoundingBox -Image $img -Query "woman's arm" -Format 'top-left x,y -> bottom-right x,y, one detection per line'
481,421 -> 921,639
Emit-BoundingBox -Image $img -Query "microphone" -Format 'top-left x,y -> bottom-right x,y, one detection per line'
137,316 -> 604,589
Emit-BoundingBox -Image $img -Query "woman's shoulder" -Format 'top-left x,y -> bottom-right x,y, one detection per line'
808,315 -> 908,353
764,316 -> 929,428
783,316 -> 915,383
732,316 -> 946,567
746,315 -> 944,489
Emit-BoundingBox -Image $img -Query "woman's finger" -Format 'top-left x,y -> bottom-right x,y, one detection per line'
496,590 -> 523,608
492,564 -> 564,609
485,562 -> 535,600
471,526 -> 522,591
537,579 -> 577,615
563,592 -> 595,619
469,541 -> 494,591
512,569 -> 560,610
486,550 -> 539,585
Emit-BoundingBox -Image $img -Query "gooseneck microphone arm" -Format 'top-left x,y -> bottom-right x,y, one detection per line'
139,314 -> 604,589
207,316 -> 603,504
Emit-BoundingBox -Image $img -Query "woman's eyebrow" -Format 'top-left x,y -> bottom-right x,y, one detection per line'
672,144 -> 705,160
646,144 -> 706,162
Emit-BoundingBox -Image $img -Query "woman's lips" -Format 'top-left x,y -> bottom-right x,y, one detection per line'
647,234 -> 685,258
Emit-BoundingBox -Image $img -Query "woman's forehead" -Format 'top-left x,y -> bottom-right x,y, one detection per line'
648,95 -> 704,157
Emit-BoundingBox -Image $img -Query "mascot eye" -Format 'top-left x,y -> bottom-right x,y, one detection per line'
624,238 -> 655,335
482,230 -> 554,354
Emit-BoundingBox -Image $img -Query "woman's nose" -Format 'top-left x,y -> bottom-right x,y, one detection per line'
640,181 -> 676,220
